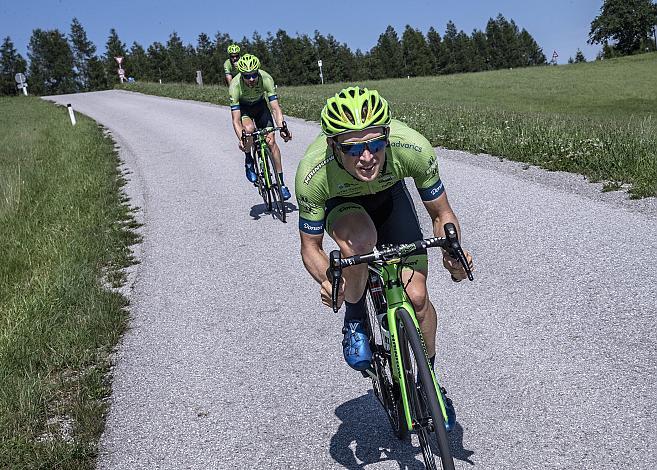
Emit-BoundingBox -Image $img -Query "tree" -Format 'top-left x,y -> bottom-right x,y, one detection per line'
128,42 -> 148,80
370,26 -> 403,79
574,49 -> 587,63
104,28 -> 128,84
518,29 -> 546,66
401,25 -> 432,77
588,0 -> 657,55
28,29 -> 76,95
69,18 -> 96,90
426,27 -> 443,74
195,33 -> 216,83
1,36 -> 27,95
441,21 -> 459,74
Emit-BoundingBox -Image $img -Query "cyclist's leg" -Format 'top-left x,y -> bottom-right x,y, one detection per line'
325,202 -> 376,304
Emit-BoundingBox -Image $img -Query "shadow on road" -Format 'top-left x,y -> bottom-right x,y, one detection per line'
249,202 -> 297,221
330,390 -> 475,468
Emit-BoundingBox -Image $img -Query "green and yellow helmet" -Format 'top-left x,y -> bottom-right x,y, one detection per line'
236,54 -> 260,73
321,86 -> 391,136
227,44 -> 240,54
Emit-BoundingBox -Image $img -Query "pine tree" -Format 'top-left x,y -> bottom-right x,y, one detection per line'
69,18 -> 96,90
146,42 -> 167,83
1,36 -> 27,95
195,33 -> 216,84
518,29 -> 547,66
128,42 -> 148,81
401,25 -> 432,77
574,49 -> 587,63
164,32 -> 187,82
470,29 -> 489,71
441,21 -> 459,74
426,27 -> 443,74
28,29 -> 76,95
371,26 -> 403,79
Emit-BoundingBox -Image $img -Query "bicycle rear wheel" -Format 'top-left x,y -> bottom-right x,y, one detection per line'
263,147 -> 286,223
396,307 -> 454,470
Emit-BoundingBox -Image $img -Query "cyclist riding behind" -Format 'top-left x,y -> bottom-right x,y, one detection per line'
229,54 -> 293,200
224,44 -> 241,85
295,86 -> 473,431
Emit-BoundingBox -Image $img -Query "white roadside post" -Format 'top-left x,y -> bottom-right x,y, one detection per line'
67,104 -> 77,126
196,70 -> 203,86
318,59 -> 324,85
15,73 -> 28,96
115,56 -> 125,83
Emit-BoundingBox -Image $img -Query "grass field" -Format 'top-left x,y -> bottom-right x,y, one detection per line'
0,97 -> 139,468
121,52 -> 657,198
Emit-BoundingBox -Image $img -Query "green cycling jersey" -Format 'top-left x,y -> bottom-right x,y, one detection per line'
294,119 -> 445,234
224,58 -> 238,77
228,70 -> 277,110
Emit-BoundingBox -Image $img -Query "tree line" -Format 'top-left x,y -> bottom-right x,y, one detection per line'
1,14 -> 547,95
1,0 -> 656,96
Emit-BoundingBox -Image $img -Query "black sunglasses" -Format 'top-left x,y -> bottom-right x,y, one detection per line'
338,135 -> 387,157
243,72 -> 259,80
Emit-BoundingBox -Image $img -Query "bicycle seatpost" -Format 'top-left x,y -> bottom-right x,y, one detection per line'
328,250 -> 342,313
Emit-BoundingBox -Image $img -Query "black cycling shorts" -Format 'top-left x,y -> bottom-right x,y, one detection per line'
324,180 -> 428,271
239,99 -> 274,130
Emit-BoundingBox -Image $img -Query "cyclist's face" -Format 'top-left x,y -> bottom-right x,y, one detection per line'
335,128 -> 387,182
242,72 -> 259,87
229,54 -> 239,64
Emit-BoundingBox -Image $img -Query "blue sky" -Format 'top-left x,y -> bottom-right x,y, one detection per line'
1,0 -> 604,64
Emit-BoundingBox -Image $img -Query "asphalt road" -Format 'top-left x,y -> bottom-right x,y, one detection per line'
46,90 -> 657,470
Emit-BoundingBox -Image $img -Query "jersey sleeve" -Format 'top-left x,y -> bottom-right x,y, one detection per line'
261,71 -> 278,102
295,138 -> 331,235
228,79 -> 241,110
224,59 -> 233,75
392,125 -> 445,201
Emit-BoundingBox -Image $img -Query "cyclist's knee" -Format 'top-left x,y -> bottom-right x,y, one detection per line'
243,121 -> 255,133
407,284 -> 430,314
331,216 -> 376,255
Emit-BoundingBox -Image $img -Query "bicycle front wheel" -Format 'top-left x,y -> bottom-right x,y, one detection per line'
264,148 -> 286,223
396,307 -> 454,470
253,147 -> 268,207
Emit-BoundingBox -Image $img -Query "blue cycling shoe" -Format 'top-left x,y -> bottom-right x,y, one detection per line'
245,164 -> 257,183
280,185 -> 291,200
439,386 -> 457,432
342,320 -> 372,371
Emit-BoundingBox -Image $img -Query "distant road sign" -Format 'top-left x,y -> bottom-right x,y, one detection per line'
15,73 -> 25,83
115,56 -> 124,65
118,68 -> 125,77
317,60 -> 322,67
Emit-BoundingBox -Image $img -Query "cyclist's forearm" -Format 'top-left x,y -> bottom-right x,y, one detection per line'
301,245 -> 330,285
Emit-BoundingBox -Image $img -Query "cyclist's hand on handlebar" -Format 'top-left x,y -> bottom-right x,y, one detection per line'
280,127 -> 292,142
443,250 -> 474,282
321,278 -> 344,309
238,138 -> 246,152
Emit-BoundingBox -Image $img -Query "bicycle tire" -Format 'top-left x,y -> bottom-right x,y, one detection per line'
264,147 -> 286,223
396,307 -> 454,470
364,277 -> 406,439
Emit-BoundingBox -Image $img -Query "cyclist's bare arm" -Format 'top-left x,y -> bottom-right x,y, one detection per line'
423,191 -> 473,278
269,100 -> 292,140
300,230 -> 343,307
423,191 -> 462,239
225,74 -> 233,86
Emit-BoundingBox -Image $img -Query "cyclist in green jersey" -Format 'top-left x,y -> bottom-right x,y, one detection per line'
295,86 -> 473,431
229,54 -> 292,199
224,44 -> 241,85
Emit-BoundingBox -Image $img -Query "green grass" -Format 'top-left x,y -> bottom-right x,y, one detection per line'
0,97 -> 139,468
120,53 -> 657,197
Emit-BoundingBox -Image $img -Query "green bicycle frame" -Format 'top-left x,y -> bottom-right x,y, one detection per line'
253,130 -> 273,188
373,261 -> 450,431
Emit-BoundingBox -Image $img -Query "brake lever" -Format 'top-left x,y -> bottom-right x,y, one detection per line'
328,250 -> 342,313
444,223 -> 474,282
